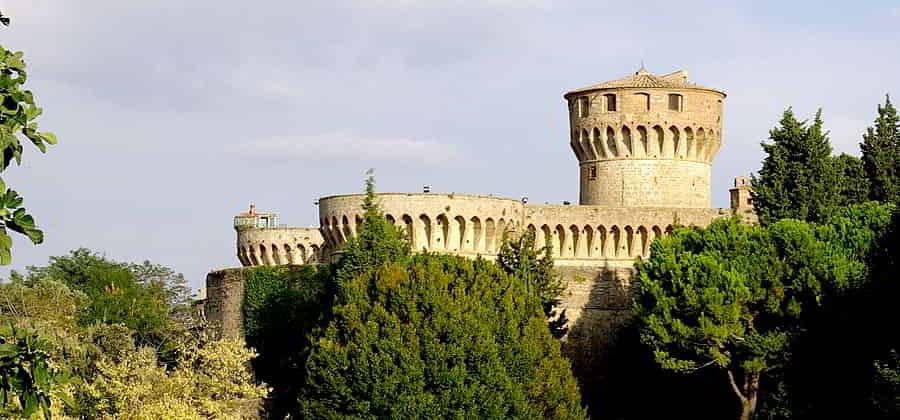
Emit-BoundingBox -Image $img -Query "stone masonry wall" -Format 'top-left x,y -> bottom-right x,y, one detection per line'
237,227 -> 324,267
580,159 -> 711,208
205,268 -> 246,339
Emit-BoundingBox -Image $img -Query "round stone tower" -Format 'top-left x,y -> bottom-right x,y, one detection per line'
564,68 -> 726,208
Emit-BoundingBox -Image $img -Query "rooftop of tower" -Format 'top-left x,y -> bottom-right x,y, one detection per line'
564,68 -> 725,98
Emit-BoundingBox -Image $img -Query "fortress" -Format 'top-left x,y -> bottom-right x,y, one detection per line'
206,68 -> 755,376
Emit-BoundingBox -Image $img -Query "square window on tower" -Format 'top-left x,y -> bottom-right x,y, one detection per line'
668,94 -> 683,111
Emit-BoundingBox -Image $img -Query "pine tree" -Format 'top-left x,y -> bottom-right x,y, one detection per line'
752,108 -> 840,224
633,218 -> 863,420
332,173 -> 410,286
861,95 -> 900,203
300,255 -> 586,419
497,229 -> 568,338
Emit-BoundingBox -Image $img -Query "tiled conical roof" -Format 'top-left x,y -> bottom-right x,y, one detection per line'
564,68 -> 723,98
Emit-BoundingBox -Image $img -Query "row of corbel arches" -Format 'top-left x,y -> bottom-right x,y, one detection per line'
527,223 -> 674,260
570,124 -> 720,162
320,213 -> 517,254
238,242 -> 323,267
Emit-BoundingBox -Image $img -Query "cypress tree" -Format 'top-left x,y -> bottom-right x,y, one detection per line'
861,95 -> 900,203
833,153 -> 870,206
332,173 -> 410,286
752,108 -> 840,224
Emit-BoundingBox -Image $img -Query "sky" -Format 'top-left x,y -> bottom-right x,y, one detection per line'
0,0 -> 897,292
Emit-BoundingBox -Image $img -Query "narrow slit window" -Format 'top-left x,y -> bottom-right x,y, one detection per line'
579,97 -> 590,117
588,165 -> 597,180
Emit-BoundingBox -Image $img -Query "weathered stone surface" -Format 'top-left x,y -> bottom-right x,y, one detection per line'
205,268 -> 247,339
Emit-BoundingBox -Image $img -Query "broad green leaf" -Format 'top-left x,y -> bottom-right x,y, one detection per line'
40,132 -> 56,145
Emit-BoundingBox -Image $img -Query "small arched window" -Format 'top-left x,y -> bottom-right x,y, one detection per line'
604,94 -> 617,112
588,165 -> 597,180
668,94 -> 683,111
579,96 -> 590,117
635,93 -> 650,111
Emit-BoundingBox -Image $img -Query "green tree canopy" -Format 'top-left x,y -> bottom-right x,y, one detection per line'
300,255 -> 585,419
633,217 -> 862,420
752,108 -> 840,224
832,153 -> 870,206
241,265 -> 333,417
21,249 -> 191,357
332,174 -> 410,286
861,95 -> 900,203
497,228 -> 567,338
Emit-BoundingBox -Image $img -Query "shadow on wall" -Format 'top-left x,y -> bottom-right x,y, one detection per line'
559,265 -> 738,419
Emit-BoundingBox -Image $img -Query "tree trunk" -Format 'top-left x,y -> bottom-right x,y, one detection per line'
727,370 -> 761,420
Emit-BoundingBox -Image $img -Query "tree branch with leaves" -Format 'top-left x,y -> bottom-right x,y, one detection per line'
0,43 -> 56,264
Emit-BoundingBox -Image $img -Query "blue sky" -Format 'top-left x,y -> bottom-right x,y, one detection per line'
0,0 -> 897,291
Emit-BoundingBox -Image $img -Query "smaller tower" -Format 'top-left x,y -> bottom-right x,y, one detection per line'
234,204 -> 279,230
729,176 -> 753,213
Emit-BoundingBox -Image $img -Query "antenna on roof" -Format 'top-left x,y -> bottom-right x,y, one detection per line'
637,59 -> 648,75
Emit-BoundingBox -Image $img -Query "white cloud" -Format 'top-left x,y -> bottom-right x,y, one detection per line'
229,131 -> 465,166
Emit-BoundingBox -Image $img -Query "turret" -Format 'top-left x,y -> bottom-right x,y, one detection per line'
730,176 -> 754,213
564,68 -> 726,208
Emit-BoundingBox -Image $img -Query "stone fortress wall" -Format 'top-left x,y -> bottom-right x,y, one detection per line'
213,68 -> 755,378
318,193 -> 524,261
313,193 -> 730,265
235,226 -> 325,267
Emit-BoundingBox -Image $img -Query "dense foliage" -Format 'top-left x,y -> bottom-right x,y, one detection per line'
0,326 -> 59,419
331,174 -> 410,286
773,203 -> 899,419
300,255 -> 586,419
861,95 -> 900,202
0,252 -> 265,418
241,265 -> 333,417
497,228 -> 568,338
79,337 -> 266,419
634,217 -> 863,420
22,249 -> 186,356
233,176 -> 585,418
751,109 -> 839,224
633,202 -> 897,420
832,153 -> 870,205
